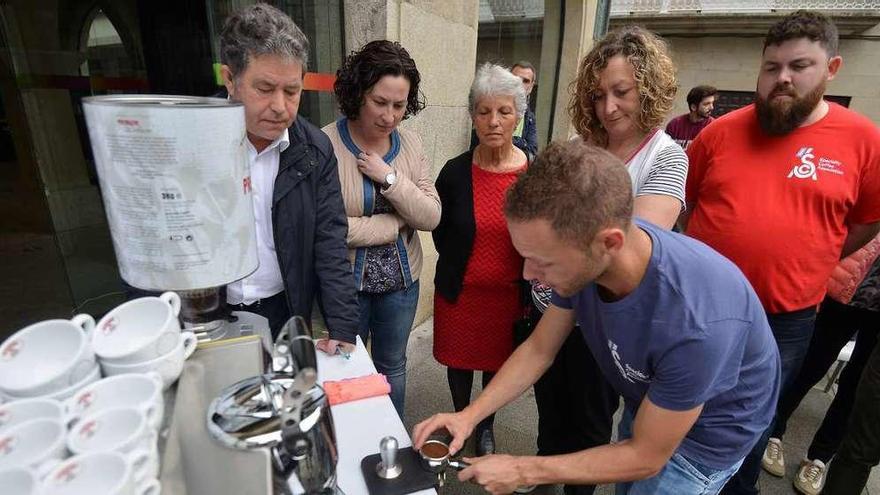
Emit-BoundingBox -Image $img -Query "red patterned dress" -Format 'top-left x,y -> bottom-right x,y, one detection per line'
433,163 -> 526,371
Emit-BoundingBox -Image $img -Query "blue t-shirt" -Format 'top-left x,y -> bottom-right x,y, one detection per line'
551,220 -> 780,469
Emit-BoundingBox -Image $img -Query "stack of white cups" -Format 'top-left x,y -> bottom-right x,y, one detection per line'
0,371 -> 165,494
0,290 -> 196,493
0,315 -> 100,402
93,292 -> 197,389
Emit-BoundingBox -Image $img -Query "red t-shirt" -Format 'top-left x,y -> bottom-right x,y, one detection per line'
686,103 -> 880,313
665,114 -> 714,150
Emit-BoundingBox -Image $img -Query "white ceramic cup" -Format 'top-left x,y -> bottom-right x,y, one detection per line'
100,331 -> 197,389
65,372 -> 164,431
67,406 -> 160,482
41,451 -> 160,495
67,407 -> 154,455
0,315 -> 96,397
0,466 -> 39,495
0,398 -> 65,433
2,362 -> 102,404
0,418 -> 67,476
94,292 -> 181,364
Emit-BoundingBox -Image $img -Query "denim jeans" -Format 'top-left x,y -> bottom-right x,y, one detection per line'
616,408 -> 743,495
721,306 -> 816,495
357,280 -> 420,417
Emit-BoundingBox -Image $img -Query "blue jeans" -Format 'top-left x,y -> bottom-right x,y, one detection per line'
357,280 -> 420,417
721,306 -> 816,495
616,409 -> 743,495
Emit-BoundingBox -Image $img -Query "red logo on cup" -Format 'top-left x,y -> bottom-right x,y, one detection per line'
77,391 -> 94,410
101,317 -> 118,335
0,435 -> 15,455
1,340 -> 20,361
54,462 -> 79,484
80,420 -> 98,439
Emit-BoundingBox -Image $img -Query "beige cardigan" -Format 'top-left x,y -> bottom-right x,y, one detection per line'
322,119 -> 441,287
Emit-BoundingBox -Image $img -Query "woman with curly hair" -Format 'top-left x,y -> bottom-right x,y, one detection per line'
322,40 -> 441,417
528,26 -> 687,494
569,25 -> 686,225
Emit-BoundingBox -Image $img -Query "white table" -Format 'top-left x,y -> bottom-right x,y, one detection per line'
317,337 -> 435,495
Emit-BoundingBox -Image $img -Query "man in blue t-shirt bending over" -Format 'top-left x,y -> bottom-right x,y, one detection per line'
413,139 -> 781,494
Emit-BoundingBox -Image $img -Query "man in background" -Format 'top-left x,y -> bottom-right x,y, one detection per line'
665,85 -> 717,149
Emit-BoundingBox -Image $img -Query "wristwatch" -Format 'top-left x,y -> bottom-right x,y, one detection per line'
382,172 -> 397,190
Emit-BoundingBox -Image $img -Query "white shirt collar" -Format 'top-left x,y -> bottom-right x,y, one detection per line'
247,128 -> 290,157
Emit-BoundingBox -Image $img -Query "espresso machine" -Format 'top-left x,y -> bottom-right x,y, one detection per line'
207,316 -> 340,494
82,95 -> 333,492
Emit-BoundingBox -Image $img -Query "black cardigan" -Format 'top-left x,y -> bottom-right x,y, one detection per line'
433,150 -> 528,304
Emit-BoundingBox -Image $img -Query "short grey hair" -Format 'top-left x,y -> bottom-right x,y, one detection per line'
468,63 -> 528,119
220,4 -> 310,78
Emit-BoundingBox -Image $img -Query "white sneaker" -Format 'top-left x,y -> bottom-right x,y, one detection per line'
761,437 -> 786,477
793,458 -> 826,495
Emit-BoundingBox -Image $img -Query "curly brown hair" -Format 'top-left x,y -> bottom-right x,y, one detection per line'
334,40 -> 426,121
568,26 -> 677,147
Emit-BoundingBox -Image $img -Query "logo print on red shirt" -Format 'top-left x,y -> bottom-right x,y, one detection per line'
788,147 -> 818,181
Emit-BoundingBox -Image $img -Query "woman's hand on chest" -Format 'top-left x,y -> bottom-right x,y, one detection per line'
356,150 -> 394,184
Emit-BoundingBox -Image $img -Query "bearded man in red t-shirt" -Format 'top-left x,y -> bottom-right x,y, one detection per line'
682,10 -> 880,495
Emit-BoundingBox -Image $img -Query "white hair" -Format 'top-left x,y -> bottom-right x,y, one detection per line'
468,63 -> 528,119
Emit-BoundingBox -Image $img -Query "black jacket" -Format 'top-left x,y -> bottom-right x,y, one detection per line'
432,150 -> 476,303
273,117 -> 358,343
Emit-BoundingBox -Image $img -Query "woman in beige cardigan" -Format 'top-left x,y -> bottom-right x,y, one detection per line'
321,40 -> 440,417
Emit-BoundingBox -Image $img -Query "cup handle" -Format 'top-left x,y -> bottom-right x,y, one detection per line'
145,371 -> 165,391
180,332 -> 198,360
126,447 -> 154,484
159,291 -> 181,318
70,313 -> 96,336
136,478 -> 162,495
61,400 -> 80,428
36,457 -> 62,479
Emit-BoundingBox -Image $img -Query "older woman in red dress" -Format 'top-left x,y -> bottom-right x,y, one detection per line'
432,63 -> 529,456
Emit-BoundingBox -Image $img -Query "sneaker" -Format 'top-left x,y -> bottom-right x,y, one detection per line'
793,459 -> 826,495
761,438 -> 785,477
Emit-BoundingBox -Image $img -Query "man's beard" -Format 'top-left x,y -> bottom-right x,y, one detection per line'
755,79 -> 826,136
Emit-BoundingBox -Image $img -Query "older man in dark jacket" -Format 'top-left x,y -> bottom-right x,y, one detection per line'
218,4 -> 357,348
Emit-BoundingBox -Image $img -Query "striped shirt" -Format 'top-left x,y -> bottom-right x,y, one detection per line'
627,130 -> 688,208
